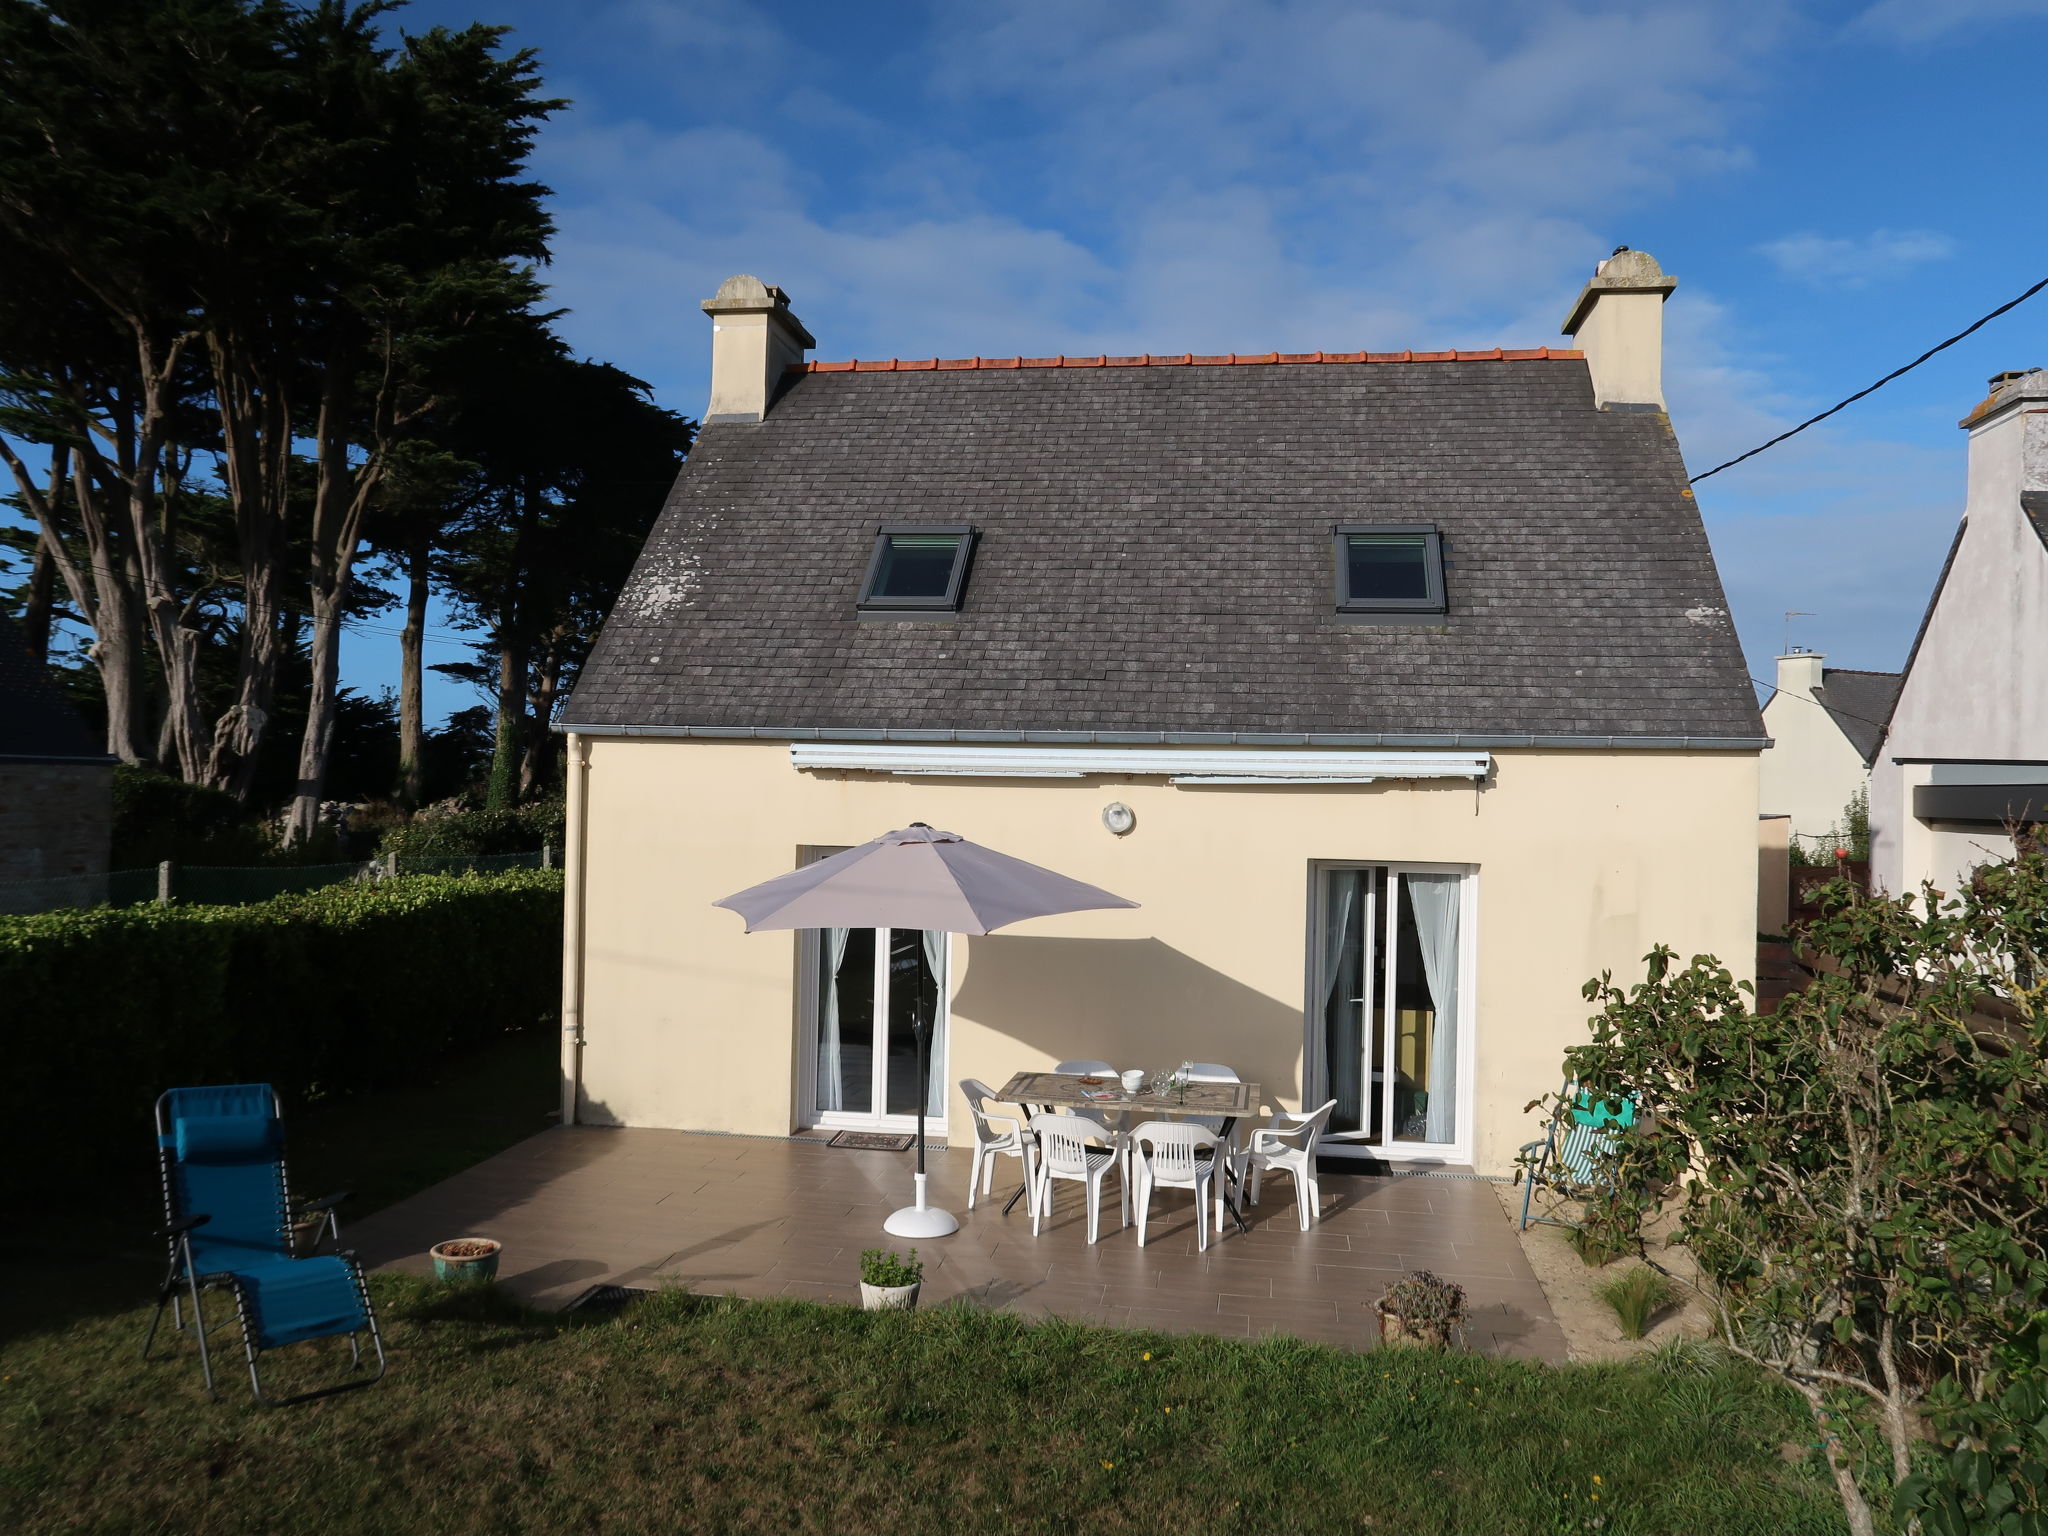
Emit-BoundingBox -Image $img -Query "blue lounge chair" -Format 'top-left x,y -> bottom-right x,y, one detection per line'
143,1084 -> 386,1404
1517,1084 -> 1638,1230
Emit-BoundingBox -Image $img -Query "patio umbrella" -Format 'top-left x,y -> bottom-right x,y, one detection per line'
712,823 -> 1139,1238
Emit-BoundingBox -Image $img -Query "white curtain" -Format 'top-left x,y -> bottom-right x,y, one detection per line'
818,927 -> 851,1112
919,929 -> 947,1115
1406,874 -> 1461,1143
1315,871 -> 1360,1116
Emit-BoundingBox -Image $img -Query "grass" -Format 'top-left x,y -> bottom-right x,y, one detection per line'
0,1029 -> 1848,1534
1598,1265 -> 1682,1341
1,1280 -> 1849,1536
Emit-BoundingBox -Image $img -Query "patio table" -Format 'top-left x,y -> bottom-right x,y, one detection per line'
991,1071 -> 1262,1234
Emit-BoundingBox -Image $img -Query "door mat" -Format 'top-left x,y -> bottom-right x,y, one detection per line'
565,1284 -> 654,1315
827,1130 -> 916,1152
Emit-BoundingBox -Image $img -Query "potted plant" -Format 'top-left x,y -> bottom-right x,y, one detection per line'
429,1237 -> 502,1285
1374,1270 -> 1466,1348
859,1247 -> 922,1311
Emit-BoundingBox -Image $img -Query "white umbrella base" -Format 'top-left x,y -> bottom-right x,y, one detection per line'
883,1204 -> 960,1238
883,1172 -> 960,1238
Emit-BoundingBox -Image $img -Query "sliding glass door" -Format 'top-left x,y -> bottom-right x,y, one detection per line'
810,926 -> 948,1129
1311,864 -> 1468,1156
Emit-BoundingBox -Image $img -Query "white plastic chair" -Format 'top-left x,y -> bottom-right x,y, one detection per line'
1029,1112 -> 1128,1244
1235,1098 -> 1337,1231
959,1078 -> 1036,1216
1052,1058 -> 1124,1134
1179,1063 -> 1240,1135
1129,1121 -> 1222,1251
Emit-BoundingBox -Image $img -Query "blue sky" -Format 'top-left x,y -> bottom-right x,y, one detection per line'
355,0 -> 2048,718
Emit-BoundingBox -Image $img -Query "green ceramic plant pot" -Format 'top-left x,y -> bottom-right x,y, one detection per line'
430,1237 -> 501,1284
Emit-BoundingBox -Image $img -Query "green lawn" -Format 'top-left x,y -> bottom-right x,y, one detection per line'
2,1280 -> 1847,1535
0,1028 -> 1850,1535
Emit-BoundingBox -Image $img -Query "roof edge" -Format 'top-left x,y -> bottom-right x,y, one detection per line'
794,348 -> 1584,374
556,722 -> 1769,751
0,751 -> 118,765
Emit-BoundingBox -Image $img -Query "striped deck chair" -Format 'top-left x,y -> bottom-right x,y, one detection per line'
1517,1084 -> 1637,1231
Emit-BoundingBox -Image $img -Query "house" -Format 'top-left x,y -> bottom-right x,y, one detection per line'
1757,649 -> 1900,849
555,249 -> 1765,1177
1869,367 -> 2048,896
0,613 -> 112,885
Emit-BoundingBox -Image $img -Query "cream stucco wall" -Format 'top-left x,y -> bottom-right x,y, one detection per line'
566,738 -> 1758,1176
1758,653 -> 1870,845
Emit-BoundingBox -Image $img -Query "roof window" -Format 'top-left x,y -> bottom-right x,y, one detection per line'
858,525 -> 976,614
1333,524 -> 1446,615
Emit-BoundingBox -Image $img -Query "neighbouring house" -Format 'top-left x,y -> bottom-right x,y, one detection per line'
555,248 -> 1764,1176
1757,649 -> 1900,849
0,614 -> 112,884
1869,367 -> 2048,896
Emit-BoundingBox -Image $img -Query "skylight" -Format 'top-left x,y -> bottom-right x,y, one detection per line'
858,525 -> 976,614
1333,525 -> 1446,615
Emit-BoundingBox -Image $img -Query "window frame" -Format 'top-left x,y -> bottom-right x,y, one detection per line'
857,524 -> 978,614
1331,523 -> 1447,615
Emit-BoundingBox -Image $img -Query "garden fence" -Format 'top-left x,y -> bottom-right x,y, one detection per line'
0,846 -> 554,916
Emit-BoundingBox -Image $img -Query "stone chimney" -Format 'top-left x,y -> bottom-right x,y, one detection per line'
1775,650 -> 1825,701
1560,247 -> 1678,412
700,274 -> 815,423
1956,365 -> 2048,539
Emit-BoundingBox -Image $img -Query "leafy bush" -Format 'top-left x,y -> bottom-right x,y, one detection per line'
1598,1265 -> 1678,1340
1555,845 -> 2048,1535
111,765 -> 272,867
379,799 -> 565,859
0,869 -> 563,1195
859,1248 -> 922,1287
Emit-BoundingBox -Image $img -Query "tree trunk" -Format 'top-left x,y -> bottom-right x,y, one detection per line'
485,634 -> 525,812
519,625 -> 565,798
22,535 -> 55,663
396,533 -> 429,810
204,342 -> 293,801
286,364 -> 382,845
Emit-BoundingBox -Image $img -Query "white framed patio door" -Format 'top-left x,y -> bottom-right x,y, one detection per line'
1308,862 -> 1475,1163
802,924 -> 950,1133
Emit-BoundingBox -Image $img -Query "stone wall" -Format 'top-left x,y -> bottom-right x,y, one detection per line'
0,761 -> 113,881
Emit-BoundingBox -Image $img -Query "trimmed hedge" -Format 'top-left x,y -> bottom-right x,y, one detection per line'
1,870 -> 564,1194
379,801 -> 566,860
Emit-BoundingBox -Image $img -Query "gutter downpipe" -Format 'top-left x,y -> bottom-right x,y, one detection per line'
560,732 -> 591,1126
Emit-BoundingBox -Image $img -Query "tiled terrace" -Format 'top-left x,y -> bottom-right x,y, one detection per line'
350,1127 -> 1566,1361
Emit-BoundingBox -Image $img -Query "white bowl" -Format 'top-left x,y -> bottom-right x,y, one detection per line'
1120,1069 -> 1145,1093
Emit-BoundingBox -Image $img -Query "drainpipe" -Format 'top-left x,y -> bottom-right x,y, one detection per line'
560,732 -> 591,1126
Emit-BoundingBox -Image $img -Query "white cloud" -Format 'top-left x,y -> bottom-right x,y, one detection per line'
1756,228 -> 1957,285
1851,0 -> 2048,44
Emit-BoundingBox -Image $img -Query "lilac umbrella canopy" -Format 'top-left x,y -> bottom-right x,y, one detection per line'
711,823 -> 1139,934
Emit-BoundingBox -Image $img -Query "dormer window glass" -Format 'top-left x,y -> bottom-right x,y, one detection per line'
859,525 -> 976,613
1334,524 -> 1446,614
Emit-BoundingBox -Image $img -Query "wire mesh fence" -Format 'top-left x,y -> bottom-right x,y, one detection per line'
0,847 -> 554,917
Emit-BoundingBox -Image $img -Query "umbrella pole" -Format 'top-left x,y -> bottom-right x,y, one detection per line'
883,940 -> 958,1240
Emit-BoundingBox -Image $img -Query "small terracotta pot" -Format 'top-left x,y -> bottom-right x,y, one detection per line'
430,1237 -> 502,1285
860,1281 -> 920,1312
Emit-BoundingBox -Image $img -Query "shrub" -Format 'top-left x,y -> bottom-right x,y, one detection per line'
1598,1265 -> 1678,1340
111,765 -> 272,867
380,799 -> 565,859
0,869 -> 564,1196
859,1248 -> 923,1288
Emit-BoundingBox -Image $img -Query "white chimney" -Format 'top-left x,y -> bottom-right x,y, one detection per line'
700,274 -> 815,423
1560,248 -> 1677,411
1775,650 -> 1825,700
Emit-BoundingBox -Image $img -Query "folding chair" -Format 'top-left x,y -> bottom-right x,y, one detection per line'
143,1084 -> 386,1405
1517,1083 -> 1637,1230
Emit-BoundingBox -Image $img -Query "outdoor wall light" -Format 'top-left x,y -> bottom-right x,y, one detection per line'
1101,802 -> 1136,836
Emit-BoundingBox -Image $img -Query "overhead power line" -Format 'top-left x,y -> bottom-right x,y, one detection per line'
1689,274 -> 2048,484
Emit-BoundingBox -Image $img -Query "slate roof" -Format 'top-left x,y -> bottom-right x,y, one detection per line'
564,356 -> 1764,745
1813,669 -> 1903,766
0,613 -> 104,761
